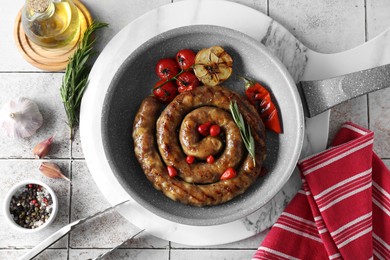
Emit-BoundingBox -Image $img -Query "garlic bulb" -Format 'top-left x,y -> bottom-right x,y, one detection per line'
0,97 -> 43,138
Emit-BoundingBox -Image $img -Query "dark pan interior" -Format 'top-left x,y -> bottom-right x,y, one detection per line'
101,25 -> 303,226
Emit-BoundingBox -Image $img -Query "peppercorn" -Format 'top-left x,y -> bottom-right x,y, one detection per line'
9,184 -> 53,229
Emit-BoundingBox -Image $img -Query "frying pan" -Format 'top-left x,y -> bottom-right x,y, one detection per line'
101,24 -> 390,226
101,25 -> 303,226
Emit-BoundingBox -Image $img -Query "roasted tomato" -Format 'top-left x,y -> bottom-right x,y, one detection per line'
209,125 -> 221,136
167,166 -> 177,177
153,80 -> 178,103
186,155 -> 195,164
155,58 -> 180,80
177,72 -> 200,93
197,121 -> 211,136
176,49 -> 196,70
220,168 -> 237,180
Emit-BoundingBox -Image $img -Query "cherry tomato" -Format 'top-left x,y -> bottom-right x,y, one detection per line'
197,122 -> 211,136
155,58 -> 180,80
186,155 -> 195,164
153,80 -> 178,103
176,49 -> 196,70
220,168 -> 237,180
167,166 -> 177,178
177,72 -> 200,93
209,125 -> 221,136
206,155 -> 215,164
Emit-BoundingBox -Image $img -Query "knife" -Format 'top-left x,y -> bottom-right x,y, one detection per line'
18,200 -> 130,260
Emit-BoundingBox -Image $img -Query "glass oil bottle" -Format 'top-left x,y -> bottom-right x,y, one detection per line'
22,0 -> 80,49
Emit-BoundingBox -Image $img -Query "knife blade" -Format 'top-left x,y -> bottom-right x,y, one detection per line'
18,200 -> 130,260
90,229 -> 145,260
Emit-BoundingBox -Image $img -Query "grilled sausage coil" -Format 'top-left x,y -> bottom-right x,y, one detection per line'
133,85 -> 266,206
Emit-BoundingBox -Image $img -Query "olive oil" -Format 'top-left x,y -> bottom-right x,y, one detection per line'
22,0 -> 80,49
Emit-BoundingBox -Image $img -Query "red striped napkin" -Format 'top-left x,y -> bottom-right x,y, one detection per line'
253,122 -> 390,260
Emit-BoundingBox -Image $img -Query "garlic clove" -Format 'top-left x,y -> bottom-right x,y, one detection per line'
0,97 -> 43,138
39,162 -> 70,182
33,134 -> 56,159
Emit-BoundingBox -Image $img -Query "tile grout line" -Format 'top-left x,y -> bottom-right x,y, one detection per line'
66,158 -> 73,260
0,157 -> 86,160
364,0 -> 368,42
267,0 -> 270,16
70,129 -> 73,161
364,0 -> 370,130
67,133 -> 74,259
367,95 -> 370,130
66,247 -> 169,250
168,241 -> 171,260
0,71 -> 64,74
0,246 -> 261,250
169,248 -> 258,250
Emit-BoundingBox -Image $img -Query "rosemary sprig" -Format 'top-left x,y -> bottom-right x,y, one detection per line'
230,101 -> 256,165
60,21 -> 108,140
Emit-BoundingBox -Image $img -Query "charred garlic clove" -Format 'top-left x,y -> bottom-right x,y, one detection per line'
193,46 -> 233,86
0,97 -> 43,138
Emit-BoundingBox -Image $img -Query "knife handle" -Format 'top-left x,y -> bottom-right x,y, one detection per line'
18,221 -> 78,260
300,63 -> 390,117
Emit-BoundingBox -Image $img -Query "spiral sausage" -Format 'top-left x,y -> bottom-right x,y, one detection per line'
132,85 -> 266,206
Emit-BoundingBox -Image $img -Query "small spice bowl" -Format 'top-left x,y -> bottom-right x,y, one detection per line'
3,180 -> 58,232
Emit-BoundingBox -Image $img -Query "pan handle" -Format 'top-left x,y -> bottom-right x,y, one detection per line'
300,63 -> 390,118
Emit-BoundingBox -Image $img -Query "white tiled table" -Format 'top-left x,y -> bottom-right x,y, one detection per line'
1,0 -> 389,259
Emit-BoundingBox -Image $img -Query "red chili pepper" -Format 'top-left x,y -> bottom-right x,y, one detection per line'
31,199 -> 37,205
220,168 -> 237,180
241,77 -> 282,134
167,166 -> 177,178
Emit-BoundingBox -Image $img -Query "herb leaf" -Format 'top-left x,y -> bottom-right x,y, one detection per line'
230,101 -> 256,165
60,21 -> 108,140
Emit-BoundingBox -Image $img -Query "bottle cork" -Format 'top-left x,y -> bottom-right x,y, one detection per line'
28,0 -> 49,13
